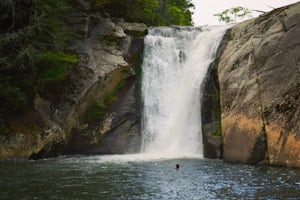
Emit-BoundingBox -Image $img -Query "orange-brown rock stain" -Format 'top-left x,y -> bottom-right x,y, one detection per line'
223,113 -> 262,163
266,123 -> 300,167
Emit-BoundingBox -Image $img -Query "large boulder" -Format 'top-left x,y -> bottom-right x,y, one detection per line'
42,16 -> 145,156
218,2 -> 300,166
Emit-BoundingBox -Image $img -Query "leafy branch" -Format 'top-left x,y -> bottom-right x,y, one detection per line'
214,7 -> 252,24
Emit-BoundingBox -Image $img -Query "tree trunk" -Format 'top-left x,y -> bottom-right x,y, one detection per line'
160,0 -> 168,18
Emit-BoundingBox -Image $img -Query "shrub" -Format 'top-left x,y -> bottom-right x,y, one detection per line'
0,84 -> 27,115
0,0 -> 76,115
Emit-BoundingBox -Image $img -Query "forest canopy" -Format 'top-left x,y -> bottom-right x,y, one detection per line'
94,0 -> 195,26
0,0 -> 194,116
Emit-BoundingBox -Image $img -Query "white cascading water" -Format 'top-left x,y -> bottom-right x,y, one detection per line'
141,26 -> 228,157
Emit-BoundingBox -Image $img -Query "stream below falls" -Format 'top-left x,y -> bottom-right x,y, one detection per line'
1,155 -> 300,199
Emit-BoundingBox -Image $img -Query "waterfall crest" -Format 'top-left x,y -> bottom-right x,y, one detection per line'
141,26 -> 228,157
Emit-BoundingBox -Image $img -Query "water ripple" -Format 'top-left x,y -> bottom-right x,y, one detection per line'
1,156 -> 300,199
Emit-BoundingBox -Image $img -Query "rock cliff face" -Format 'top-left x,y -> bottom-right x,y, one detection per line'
201,30 -> 230,159
1,1 -> 299,167
0,0 -> 146,160
218,2 -> 300,167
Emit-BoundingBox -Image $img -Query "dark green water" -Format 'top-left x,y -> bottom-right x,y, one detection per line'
1,155 -> 300,199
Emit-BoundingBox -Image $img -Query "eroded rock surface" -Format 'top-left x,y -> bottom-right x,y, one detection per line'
218,2 -> 300,166
0,0 -> 146,160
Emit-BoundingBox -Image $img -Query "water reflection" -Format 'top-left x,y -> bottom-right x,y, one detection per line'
0,155 -> 300,199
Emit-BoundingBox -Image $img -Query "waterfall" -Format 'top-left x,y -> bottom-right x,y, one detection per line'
141,26 -> 228,157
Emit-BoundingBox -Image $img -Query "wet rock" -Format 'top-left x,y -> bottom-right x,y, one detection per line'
201,29 -> 230,159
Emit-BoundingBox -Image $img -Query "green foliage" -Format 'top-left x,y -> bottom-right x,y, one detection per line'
103,78 -> 127,105
39,52 -> 79,84
261,126 -> 266,137
86,78 -> 127,124
116,79 -> 127,90
103,0 -> 194,26
167,0 -> 194,25
40,66 -> 68,84
0,0 -> 193,117
214,7 -> 252,24
104,39 -> 119,46
87,101 -> 107,123
104,91 -> 117,106
0,84 -> 27,115
91,0 -> 111,7
212,122 -> 222,136
41,52 -> 79,64
0,0 -> 77,115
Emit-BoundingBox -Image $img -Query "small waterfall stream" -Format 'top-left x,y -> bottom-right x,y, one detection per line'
141,26 -> 228,157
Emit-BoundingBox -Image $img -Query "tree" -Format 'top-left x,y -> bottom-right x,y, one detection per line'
103,0 -> 194,26
167,0 -> 194,25
160,0 -> 168,18
214,7 -> 252,24
0,0 -> 78,115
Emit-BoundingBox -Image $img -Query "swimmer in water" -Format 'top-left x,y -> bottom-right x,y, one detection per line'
176,164 -> 179,170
